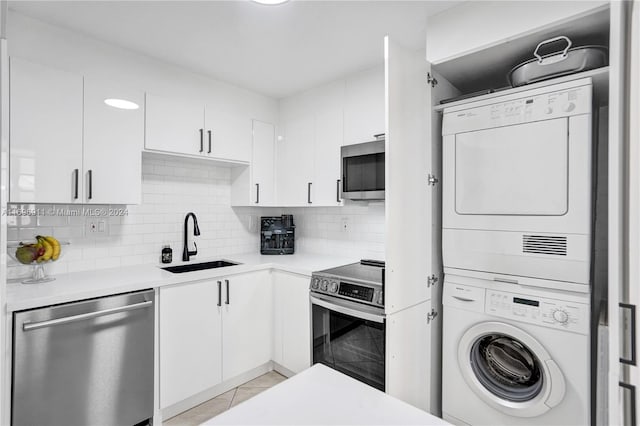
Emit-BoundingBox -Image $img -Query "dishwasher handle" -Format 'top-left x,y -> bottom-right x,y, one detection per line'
22,300 -> 153,331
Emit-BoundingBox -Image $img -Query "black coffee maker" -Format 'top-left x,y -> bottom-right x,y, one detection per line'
261,215 -> 295,255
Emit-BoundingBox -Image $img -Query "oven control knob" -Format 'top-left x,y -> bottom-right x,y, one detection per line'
311,278 -> 320,289
377,293 -> 384,305
552,309 -> 569,324
321,280 -> 329,291
563,102 -> 576,112
329,281 -> 339,293
545,106 -> 553,114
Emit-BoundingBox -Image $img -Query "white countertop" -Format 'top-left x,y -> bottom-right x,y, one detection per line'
203,364 -> 450,425
6,252 -> 358,312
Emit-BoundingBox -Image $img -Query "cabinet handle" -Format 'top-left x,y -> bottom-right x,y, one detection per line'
255,183 -> 260,204
619,381 -> 637,426
620,303 -> 637,365
225,279 -> 230,305
208,130 -> 212,153
336,179 -> 341,203
87,170 -> 93,200
199,128 -> 204,153
217,281 -> 222,307
308,182 -> 312,204
73,169 -> 79,200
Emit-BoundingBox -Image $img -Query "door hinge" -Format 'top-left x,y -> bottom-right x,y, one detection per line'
427,73 -> 438,88
427,174 -> 439,186
427,274 -> 439,288
427,309 -> 439,324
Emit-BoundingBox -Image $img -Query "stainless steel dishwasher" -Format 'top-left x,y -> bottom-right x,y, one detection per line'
12,289 -> 155,426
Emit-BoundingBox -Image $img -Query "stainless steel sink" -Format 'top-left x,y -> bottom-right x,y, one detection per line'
161,260 -> 239,273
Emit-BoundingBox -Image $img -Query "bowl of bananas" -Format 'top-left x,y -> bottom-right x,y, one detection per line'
8,236 -> 69,284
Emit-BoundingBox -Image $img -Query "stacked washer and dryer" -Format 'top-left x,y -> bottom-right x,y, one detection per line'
441,77 -> 595,426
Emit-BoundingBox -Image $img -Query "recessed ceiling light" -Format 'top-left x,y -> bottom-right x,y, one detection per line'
104,98 -> 140,110
252,0 -> 289,5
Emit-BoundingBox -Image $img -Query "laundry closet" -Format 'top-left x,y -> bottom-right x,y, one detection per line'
383,2 -> 629,425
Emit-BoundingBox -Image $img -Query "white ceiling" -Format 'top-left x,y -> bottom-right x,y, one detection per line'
8,0 -> 461,99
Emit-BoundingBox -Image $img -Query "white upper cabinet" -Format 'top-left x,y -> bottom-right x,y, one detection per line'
9,58 -> 144,205
344,66 -> 385,145
145,93 -> 252,163
277,112 -> 315,205
9,57 -> 83,204
83,79 -> 144,204
252,120 -> 275,204
312,80 -> 345,206
205,106 -> 252,162
145,93 -> 205,156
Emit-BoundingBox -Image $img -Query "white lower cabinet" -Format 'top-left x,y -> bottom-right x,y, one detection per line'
221,271 -> 273,380
272,271 -> 311,374
159,270 -> 272,410
159,279 -> 223,409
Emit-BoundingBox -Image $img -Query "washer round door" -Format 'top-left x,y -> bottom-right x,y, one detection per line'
458,322 -> 566,417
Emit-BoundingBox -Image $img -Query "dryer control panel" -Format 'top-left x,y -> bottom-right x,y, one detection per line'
442,83 -> 592,135
485,289 -> 589,335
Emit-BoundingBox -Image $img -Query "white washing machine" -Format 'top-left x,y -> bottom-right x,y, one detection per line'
442,273 -> 590,426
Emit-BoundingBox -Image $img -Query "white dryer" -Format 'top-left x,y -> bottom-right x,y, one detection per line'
442,78 -> 594,287
442,273 -> 590,426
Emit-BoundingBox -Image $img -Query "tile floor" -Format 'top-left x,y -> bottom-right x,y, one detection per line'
163,371 -> 287,426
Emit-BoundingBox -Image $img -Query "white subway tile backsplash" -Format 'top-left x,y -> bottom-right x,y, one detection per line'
7,156 -> 385,279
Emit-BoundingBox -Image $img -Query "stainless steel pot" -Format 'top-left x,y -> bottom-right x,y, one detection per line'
509,36 -> 607,87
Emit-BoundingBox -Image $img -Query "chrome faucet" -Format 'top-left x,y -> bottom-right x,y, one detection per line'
182,212 -> 201,261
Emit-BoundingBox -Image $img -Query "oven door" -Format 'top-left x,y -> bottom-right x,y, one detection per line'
310,293 -> 385,391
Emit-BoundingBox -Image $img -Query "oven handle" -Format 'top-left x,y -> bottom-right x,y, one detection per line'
310,294 -> 385,324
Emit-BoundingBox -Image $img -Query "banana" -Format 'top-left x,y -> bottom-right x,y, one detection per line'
43,236 -> 61,260
36,236 -> 53,262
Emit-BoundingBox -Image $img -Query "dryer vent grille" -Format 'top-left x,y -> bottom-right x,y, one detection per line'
522,235 -> 567,256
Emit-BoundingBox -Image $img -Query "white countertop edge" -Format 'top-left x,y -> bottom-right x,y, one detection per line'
6,253 -> 360,312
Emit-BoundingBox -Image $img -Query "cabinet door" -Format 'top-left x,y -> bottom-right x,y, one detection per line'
159,281 -> 222,409
83,79 -> 144,204
252,120 -> 275,205
344,67 -> 385,146
222,271 -> 272,381
205,107 -> 251,162
277,115 -> 314,205
312,81 -> 345,206
9,57 -> 83,203
145,93 -> 205,156
273,271 -> 311,374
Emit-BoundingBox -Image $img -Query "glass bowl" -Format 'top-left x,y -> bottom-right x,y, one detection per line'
8,240 -> 70,284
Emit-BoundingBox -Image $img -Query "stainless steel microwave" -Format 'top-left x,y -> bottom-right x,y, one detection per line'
340,138 -> 385,200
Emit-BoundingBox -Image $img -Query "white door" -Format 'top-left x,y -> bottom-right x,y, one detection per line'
222,271 -> 273,380
273,271 -> 311,374
205,107 -> 251,162
313,81 -> 344,206
252,120 -> 275,205
9,57 -> 83,203
145,93 -> 205,156
159,281 -> 222,409
83,78 -> 144,204
618,1 -> 640,423
277,115 -> 315,205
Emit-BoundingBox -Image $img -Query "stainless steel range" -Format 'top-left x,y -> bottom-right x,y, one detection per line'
310,259 -> 386,391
